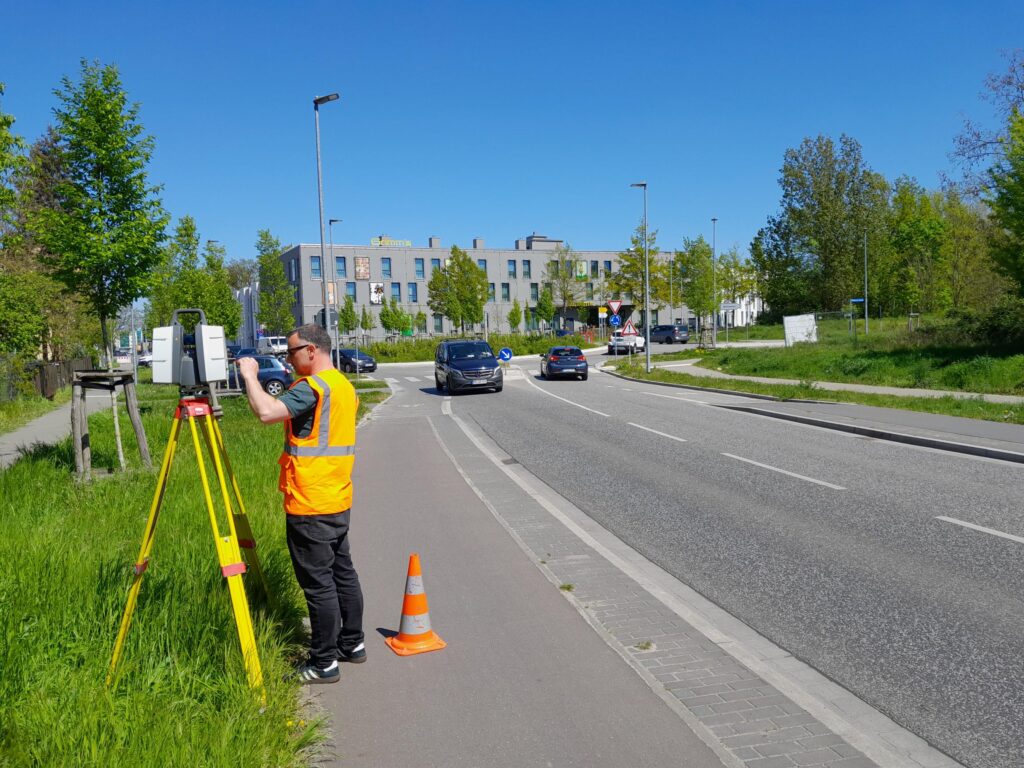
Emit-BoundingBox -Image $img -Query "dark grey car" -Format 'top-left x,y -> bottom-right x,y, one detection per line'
434,340 -> 503,394
540,346 -> 588,380
648,324 -> 690,344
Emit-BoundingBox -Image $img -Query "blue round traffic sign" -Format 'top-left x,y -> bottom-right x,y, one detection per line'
609,314 -> 622,327
498,347 -> 513,362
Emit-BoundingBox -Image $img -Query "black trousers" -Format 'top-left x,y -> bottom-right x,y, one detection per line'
286,510 -> 365,667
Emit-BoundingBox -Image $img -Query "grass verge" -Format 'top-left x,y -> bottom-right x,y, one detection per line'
613,363 -> 1024,425
0,387 -> 72,436
0,379 -> 390,766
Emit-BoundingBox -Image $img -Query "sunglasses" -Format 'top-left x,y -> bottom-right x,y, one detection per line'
286,343 -> 313,356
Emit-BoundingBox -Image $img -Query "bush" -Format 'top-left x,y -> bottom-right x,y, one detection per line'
975,296 -> 1024,348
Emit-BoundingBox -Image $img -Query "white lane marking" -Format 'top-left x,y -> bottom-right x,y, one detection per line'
441,398 -> 452,416
404,376 -> 420,382
522,374 -> 610,417
658,362 -> 700,368
641,391 -> 710,406
721,452 -> 845,490
936,516 -> 1024,545
628,422 -> 687,443
384,377 -> 400,384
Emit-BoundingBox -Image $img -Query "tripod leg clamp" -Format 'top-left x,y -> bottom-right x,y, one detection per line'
237,539 -> 256,550
133,559 -> 149,576
221,562 -> 247,578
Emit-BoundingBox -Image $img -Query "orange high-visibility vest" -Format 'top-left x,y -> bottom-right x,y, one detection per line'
278,369 -> 359,516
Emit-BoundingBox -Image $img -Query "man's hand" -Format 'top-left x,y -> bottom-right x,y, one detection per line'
238,356 -> 259,380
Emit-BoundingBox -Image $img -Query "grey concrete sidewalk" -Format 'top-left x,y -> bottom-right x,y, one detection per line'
0,392 -> 109,470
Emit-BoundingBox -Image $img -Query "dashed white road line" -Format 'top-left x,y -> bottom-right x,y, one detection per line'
936,516 -> 1024,545
522,375 -> 610,417
404,376 -> 421,382
628,422 -> 687,443
721,452 -> 846,490
641,391 -> 710,406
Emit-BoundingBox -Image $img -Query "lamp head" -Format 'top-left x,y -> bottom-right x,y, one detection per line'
314,93 -> 340,106
630,182 -> 647,189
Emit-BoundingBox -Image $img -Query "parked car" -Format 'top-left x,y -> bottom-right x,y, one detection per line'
540,346 -> 588,380
137,352 -> 153,368
256,336 -> 288,355
333,348 -> 377,373
554,328 -> 573,337
227,354 -> 293,396
434,339 -> 503,394
230,346 -> 258,359
647,324 -> 690,344
607,331 -> 645,354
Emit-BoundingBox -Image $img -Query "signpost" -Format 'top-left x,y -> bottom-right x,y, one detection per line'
720,302 -> 739,342
498,347 -> 513,364
609,314 -> 622,328
608,300 -> 622,315
621,318 -> 637,363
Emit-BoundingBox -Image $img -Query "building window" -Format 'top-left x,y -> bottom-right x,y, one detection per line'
522,259 -> 531,278
507,259 -> 516,278
586,282 -> 594,300
415,258 -> 425,279
381,257 -> 392,278
488,283 -> 495,302
335,256 -> 346,279
408,282 -> 418,302
549,260 -> 558,277
311,255 -> 322,280
477,258 -> 487,273
431,258 -> 441,272
501,283 -> 510,301
346,282 -> 356,300
289,259 -> 297,283
604,260 -> 612,275
544,282 -> 553,296
530,283 -> 539,301
433,313 -> 444,333
391,282 -> 401,301
591,260 -> 599,278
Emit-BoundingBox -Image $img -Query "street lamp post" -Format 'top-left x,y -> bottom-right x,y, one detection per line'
313,92 -> 339,333
711,217 -> 718,345
329,217 -> 342,351
630,182 -> 651,373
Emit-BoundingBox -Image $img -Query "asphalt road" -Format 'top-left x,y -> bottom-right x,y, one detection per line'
394,357 -> 1024,768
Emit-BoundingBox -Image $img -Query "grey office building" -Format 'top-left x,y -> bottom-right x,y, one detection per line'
277,233 -> 689,341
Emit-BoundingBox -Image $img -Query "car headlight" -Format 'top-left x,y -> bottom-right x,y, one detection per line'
450,368 -> 466,378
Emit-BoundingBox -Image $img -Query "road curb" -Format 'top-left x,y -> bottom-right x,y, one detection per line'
597,365 -> 1024,465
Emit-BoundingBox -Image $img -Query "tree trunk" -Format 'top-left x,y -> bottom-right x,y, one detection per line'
100,312 -> 127,471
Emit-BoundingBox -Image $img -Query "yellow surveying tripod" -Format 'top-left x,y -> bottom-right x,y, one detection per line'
107,394 -> 270,692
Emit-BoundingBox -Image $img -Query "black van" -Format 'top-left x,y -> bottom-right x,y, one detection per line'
434,340 -> 503,394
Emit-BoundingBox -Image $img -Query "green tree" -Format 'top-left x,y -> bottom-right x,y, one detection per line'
939,188 -> 1005,311
197,240 -> 241,337
30,60 -> 168,365
507,298 -> 522,332
0,82 -> 24,237
986,108 -> 1024,295
415,310 -> 427,334
378,297 -> 396,333
677,236 -> 716,325
255,229 -> 295,334
777,134 -> 889,310
359,305 -> 376,332
543,243 -> 586,324
426,245 -> 487,333
888,177 -> 950,312
749,216 -> 814,321
226,258 -> 257,291
338,294 -> 357,334
608,222 -> 665,324
535,285 -> 555,328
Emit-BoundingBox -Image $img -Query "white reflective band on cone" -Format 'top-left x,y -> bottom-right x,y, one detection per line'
405,575 -> 424,595
399,612 -> 432,635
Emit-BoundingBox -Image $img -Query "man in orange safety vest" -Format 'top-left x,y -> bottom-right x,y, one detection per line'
238,323 -> 364,684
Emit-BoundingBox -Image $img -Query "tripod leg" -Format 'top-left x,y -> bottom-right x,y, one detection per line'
209,417 -> 271,604
189,416 -> 265,691
107,414 -> 183,688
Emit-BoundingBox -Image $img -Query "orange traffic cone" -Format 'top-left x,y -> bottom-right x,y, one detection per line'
385,553 -> 447,656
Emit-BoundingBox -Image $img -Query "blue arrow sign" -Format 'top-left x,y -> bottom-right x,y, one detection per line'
609,314 -> 622,327
850,298 -> 865,303
498,347 -> 513,362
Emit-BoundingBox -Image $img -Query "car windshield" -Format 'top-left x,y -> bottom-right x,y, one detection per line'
450,343 -> 494,360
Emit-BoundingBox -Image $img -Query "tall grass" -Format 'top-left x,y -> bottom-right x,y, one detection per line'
0,392 -> 322,766
0,387 -> 72,436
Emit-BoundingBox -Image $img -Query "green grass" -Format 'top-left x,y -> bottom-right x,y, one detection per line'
0,387 -> 72,436
615,363 -> 1024,425
0,378 -> 390,766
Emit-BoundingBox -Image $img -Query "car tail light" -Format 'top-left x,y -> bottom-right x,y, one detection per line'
550,355 -> 560,361
577,356 -> 586,361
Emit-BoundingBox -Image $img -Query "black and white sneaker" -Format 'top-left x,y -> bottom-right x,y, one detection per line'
339,643 -> 366,664
295,660 -> 340,684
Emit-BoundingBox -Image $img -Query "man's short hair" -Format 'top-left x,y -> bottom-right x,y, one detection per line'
290,324 -> 332,353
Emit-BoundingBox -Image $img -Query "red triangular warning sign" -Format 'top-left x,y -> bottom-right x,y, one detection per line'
622,319 -> 637,336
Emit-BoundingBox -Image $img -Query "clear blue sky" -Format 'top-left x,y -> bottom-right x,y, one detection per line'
2,1 -> 1021,263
